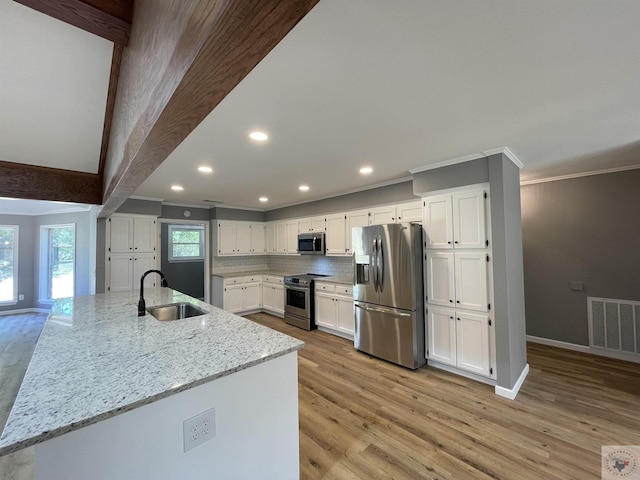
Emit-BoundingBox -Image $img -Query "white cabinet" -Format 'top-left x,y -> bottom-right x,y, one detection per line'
396,200 -> 423,223
222,276 -> 262,313
345,209 -> 369,254
107,214 -> 157,292
325,213 -> 347,255
266,222 -> 277,254
275,220 -> 299,254
426,251 -> 489,312
424,184 -> 493,379
299,216 -> 325,233
213,221 -> 265,256
368,205 -> 396,225
426,307 -> 491,377
262,276 -> 284,316
315,283 -> 354,338
423,190 -> 487,249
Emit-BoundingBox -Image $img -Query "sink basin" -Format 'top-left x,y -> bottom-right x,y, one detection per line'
146,302 -> 208,321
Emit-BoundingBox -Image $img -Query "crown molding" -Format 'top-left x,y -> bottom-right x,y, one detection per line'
409,147 -> 524,174
520,164 -> 640,186
482,146 -> 524,169
128,195 -> 164,202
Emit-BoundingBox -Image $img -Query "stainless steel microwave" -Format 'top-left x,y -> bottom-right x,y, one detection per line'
297,232 -> 326,255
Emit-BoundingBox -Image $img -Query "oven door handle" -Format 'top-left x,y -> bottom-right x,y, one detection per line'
285,285 -> 310,293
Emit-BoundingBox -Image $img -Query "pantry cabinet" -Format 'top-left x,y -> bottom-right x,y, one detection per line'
106,214 -> 157,292
423,190 -> 486,249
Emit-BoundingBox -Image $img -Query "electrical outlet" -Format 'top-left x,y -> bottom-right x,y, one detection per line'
183,407 -> 216,453
18,294 -> 24,301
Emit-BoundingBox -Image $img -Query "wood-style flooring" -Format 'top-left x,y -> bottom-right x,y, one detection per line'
1,311 -> 639,479
246,312 -> 640,480
0,313 -> 46,480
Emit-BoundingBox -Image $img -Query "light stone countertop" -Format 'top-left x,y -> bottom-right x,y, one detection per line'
0,288 -> 304,456
212,271 -> 353,285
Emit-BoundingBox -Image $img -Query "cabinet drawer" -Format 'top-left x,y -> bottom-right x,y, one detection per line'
335,285 -> 353,296
224,276 -> 247,286
245,275 -> 261,283
315,283 -> 335,293
263,275 -> 283,284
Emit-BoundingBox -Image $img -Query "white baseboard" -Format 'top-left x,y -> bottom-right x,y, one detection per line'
0,308 -> 50,316
427,360 -> 496,387
495,363 -> 529,400
527,335 -> 640,364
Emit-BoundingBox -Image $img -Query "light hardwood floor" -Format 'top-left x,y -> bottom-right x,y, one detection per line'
1,311 -> 639,479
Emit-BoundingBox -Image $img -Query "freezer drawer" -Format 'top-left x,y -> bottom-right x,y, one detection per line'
354,302 -> 425,369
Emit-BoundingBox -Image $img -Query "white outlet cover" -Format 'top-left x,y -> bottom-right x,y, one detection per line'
183,407 -> 216,453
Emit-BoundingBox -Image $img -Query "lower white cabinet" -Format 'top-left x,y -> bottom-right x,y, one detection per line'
426,306 -> 492,377
315,283 -> 354,338
222,276 -> 262,314
108,253 -> 157,292
262,277 -> 284,316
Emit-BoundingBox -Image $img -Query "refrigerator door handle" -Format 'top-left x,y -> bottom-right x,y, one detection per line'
372,237 -> 379,292
377,235 -> 384,293
355,303 -> 412,317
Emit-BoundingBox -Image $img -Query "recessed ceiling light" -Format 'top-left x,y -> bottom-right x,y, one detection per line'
359,166 -> 373,175
171,185 -> 184,191
299,185 -> 310,192
198,166 -> 213,173
259,197 -> 269,203
249,131 -> 268,141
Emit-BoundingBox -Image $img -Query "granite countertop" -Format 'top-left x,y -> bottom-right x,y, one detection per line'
0,289 -> 304,456
212,271 -> 353,285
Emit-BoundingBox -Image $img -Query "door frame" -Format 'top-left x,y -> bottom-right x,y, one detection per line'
157,218 -> 210,304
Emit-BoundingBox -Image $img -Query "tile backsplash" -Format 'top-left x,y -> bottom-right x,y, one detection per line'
211,255 -> 353,278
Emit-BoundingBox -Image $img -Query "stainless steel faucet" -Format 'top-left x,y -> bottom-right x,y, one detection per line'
138,270 -> 169,316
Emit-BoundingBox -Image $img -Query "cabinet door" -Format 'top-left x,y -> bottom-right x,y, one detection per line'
133,217 -> 156,253
266,223 -> 277,254
310,216 -> 326,232
273,284 -> 285,314
250,224 -> 265,254
109,217 -> 134,253
423,195 -> 453,249
134,253 -> 157,288
108,255 -> 133,292
452,190 -> 486,249
346,210 -> 369,254
235,223 -> 252,255
396,201 -> 423,223
426,306 -> 456,366
217,222 -> 237,255
298,218 -> 311,232
456,311 -> 491,376
335,296 -> 354,336
369,206 -> 396,225
454,252 -> 488,312
261,284 -> 273,310
325,213 -> 347,255
276,223 -> 287,254
426,252 -> 455,307
224,284 -> 244,313
315,293 -> 336,329
244,282 -> 262,310
286,221 -> 298,254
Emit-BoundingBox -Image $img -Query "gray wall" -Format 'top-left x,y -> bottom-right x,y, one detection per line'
213,207 -> 265,222
115,198 -> 162,216
521,169 -> 640,346
0,215 -> 35,312
161,205 -> 210,221
413,154 -> 527,390
160,223 -> 204,299
266,181 -> 416,221
33,211 -> 94,308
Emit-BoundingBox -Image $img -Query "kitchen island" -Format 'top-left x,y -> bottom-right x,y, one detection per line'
0,288 -> 304,479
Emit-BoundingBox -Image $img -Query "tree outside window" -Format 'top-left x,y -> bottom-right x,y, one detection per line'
169,225 -> 204,262
0,226 -> 18,303
41,225 -> 75,301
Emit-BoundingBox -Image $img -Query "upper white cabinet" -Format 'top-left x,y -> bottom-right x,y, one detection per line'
345,209 -> 369,254
266,222 -> 277,254
299,216 -> 326,233
423,190 -> 487,249
106,214 -> 157,292
275,220 -> 299,254
396,200 -> 423,223
368,205 -> 396,225
213,221 -> 265,256
325,213 -> 347,255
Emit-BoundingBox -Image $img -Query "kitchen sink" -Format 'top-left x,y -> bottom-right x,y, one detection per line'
146,302 -> 208,321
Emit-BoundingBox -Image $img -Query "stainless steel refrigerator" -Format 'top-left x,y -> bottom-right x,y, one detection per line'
352,223 -> 425,369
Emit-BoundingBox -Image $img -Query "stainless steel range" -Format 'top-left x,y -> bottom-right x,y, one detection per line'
284,273 -> 328,330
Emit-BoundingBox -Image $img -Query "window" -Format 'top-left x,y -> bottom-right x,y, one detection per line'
168,225 -> 205,262
40,225 -> 75,301
0,225 -> 18,304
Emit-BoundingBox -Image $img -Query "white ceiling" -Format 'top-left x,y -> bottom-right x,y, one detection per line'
0,197 -> 92,216
0,0 -> 112,173
134,0 -> 640,210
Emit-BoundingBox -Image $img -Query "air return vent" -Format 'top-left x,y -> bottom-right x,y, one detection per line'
588,297 -> 640,358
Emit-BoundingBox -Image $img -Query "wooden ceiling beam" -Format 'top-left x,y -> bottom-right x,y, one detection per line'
99,0 -> 320,217
0,161 -> 102,205
98,44 -> 124,181
14,0 -> 133,46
